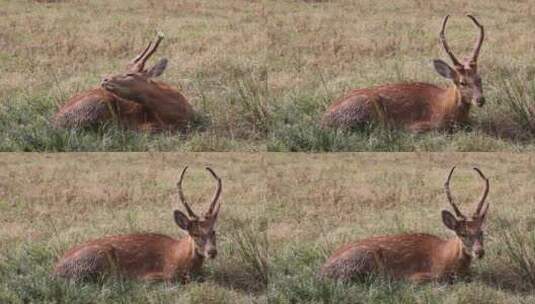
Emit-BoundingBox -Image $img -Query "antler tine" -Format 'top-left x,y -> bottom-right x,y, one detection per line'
439,15 -> 463,67
205,167 -> 222,217
137,32 -> 164,71
444,166 -> 466,219
129,40 -> 152,68
176,166 -> 198,219
466,14 -> 484,65
479,200 -> 490,221
472,167 -> 489,217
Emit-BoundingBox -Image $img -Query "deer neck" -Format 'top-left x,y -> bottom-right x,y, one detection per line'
441,237 -> 472,274
442,85 -> 461,109
173,235 -> 205,274
185,235 -> 205,268
438,85 -> 471,123
135,83 -> 171,107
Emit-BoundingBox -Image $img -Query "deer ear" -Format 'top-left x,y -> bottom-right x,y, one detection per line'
174,210 -> 190,230
433,59 -> 455,79
147,58 -> 168,78
442,210 -> 458,231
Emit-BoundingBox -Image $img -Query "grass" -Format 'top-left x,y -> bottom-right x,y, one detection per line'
1,0 -> 535,151
2,154 -> 535,303
265,153 -> 535,303
0,153 -> 268,303
0,0 -> 268,152
494,218 -> 535,291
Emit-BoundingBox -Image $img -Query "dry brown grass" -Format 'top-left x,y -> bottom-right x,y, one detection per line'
1,0 -> 268,149
2,154 -> 535,302
268,0 -> 535,92
0,153 -> 268,303
266,153 -> 535,302
267,0 -> 535,147
0,153 -> 266,243
2,0 -> 535,151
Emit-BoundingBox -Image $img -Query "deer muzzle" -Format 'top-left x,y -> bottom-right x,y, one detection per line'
101,77 -> 114,90
473,241 -> 485,259
475,96 -> 486,107
207,248 -> 217,259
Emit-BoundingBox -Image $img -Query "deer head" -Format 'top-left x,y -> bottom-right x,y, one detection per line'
442,167 -> 490,259
173,167 -> 222,259
433,15 -> 486,107
101,33 -> 168,101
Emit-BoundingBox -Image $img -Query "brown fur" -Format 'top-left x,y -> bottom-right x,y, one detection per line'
101,77 -> 194,132
321,83 -> 469,132
319,233 -> 471,282
52,83 -> 192,133
53,233 -> 203,282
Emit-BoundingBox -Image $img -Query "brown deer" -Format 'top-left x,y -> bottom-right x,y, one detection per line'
53,167 -> 222,282
319,167 -> 490,283
321,15 -> 485,133
52,33 -> 194,133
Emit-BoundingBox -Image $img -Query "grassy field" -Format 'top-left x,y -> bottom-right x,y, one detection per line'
2,153 -> 535,303
0,154 -> 268,303
1,0 -> 535,151
266,153 -> 535,303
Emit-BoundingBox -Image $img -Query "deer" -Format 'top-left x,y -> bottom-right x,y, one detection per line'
53,166 -> 222,282
321,15 -> 486,133
52,33 -> 194,133
319,167 -> 490,283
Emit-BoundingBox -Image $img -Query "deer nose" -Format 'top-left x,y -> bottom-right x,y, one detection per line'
101,77 -> 111,85
474,248 -> 485,259
207,249 -> 217,258
476,97 -> 486,107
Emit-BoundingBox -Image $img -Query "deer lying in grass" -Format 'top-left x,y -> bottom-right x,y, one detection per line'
319,167 -> 490,283
53,167 -> 222,282
53,33 -> 194,133
322,15 -> 486,133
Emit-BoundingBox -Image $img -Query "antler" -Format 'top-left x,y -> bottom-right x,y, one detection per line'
472,167 -> 489,218
466,14 -> 484,65
176,167 -> 199,219
439,15 -> 463,68
127,32 -> 164,73
444,166 -> 466,219
205,167 -> 222,218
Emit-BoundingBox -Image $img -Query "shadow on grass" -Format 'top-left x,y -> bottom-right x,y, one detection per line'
473,113 -> 534,144
210,218 -> 269,295
210,262 -> 267,295
478,267 -> 534,295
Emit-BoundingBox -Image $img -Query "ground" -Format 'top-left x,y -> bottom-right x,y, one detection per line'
1,154 -> 535,303
0,154 -> 268,303
1,0 -> 535,151
266,153 -> 535,303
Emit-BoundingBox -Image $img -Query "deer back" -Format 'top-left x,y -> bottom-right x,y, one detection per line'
320,233 -> 452,280
53,88 -> 158,130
